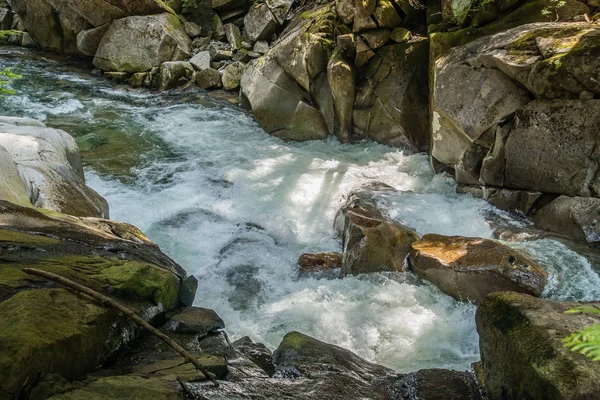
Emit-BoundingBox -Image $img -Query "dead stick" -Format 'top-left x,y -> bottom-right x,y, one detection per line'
22,268 -> 219,387
177,376 -> 196,400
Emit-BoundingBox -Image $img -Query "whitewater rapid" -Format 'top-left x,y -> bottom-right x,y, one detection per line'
1,47 -> 599,372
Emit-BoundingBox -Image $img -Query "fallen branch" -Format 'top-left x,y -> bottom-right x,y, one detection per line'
22,268 -> 219,387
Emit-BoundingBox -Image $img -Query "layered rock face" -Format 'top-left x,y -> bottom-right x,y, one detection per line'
431,12 -> 600,245
0,117 -> 108,218
241,2 -> 430,148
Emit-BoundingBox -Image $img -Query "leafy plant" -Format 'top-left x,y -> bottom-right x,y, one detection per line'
153,0 -> 179,17
0,68 -> 22,95
563,305 -> 600,361
542,0 -> 567,21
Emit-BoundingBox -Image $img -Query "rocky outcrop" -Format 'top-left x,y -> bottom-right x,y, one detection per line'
335,187 -> 419,275
0,200 -> 196,399
409,234 -> 547,303
6,0 -> 183,54
476,292 -> 600,400
431,21 -> 600,243
94,13 -> 191,73
0,118 -> 108,218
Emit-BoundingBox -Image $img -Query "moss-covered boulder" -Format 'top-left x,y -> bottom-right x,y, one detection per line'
409,234 -> 547,303
0,200 -> 195,398
476,292 -> 600,399
94,13 -> 191,73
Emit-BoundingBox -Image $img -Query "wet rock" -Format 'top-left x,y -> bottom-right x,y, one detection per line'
274,331 -> 392,379
335,189 -> 419,275
0,200 -> 192,398
533,196 -> 600,246
195,68 -> 223,89
381,369 -> 483,400
328,50 -> 354,143
166,307 -> 225,335
482,187 -> 542,215
222,61 -> 245,90
283,101 -> 330,141
157,61 -> 194,91
94,13 -> 191,73
476,292 -> 600,400
298,252 -> 342,274
0,119 -> 108,218
233,336 -> 276,376
76,24 -> 110,57
409,234 -> 547,303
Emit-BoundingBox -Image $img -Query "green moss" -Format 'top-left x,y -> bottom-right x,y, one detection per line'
0,289 -> 114,396
280,331 -> 312,351
0,228 -> 61,246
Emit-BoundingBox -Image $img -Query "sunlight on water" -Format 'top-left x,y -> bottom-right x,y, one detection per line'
1,48 -> 598,373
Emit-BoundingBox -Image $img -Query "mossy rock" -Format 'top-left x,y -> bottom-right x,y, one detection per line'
429,0 -> 590,60
476,292 -> 600,399
0,201 -> 194,398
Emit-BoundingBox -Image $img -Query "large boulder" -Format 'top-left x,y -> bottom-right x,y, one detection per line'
0,200 -> 195,398
6,0 -> 182,54
94,13 -> 191,73
335,188 -> 419,275
409,234 -> 548,304
476,292 -> 600,400
533,196 -> 600,246
0,118 -> 108,218
503,99 -> 600,198
354,38 -> 430,150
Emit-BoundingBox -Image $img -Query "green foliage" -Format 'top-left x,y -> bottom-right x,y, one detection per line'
542,0 -> 566,20
0,68 -> 21,96
153,0 -> 179,17
563,305 -> 600,361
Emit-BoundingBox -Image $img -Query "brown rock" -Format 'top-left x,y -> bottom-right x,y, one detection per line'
409,234 -> 547,303
298,252 -> 342,274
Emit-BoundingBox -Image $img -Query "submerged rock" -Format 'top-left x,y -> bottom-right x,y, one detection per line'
476,292 -> 600,400
94,13 -> 191,73
409,234 -> 547,303
0,118 -> 109,218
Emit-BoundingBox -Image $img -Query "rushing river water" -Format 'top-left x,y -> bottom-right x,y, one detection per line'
2,47 -> 599,373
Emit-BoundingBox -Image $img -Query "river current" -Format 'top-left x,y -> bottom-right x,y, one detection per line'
2,47 -> 599,372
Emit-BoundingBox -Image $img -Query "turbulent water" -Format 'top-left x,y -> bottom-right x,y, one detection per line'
2,47 -> 599,372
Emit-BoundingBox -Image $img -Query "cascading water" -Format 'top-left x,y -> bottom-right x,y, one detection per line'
2,47 -> 599,372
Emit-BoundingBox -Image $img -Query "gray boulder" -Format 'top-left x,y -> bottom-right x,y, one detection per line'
222,61 -> 245,90
190,51 -> 212,70
7,0 -> 182,54
195,68 -> 223,89
0,119 -> 109,218
533,196 -> 600,246
0,144 -> 31,207
243,3 -> 279,43
156,61 -> 194,91
76,24 -> 110,57
93,13 -> 191,73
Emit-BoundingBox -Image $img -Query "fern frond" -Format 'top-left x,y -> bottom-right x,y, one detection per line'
563,320 -> 600,361
565,305 -> 600,315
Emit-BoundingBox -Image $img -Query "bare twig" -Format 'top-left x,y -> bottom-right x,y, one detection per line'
177,376 -> 197,400
22,268 -> 220,387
